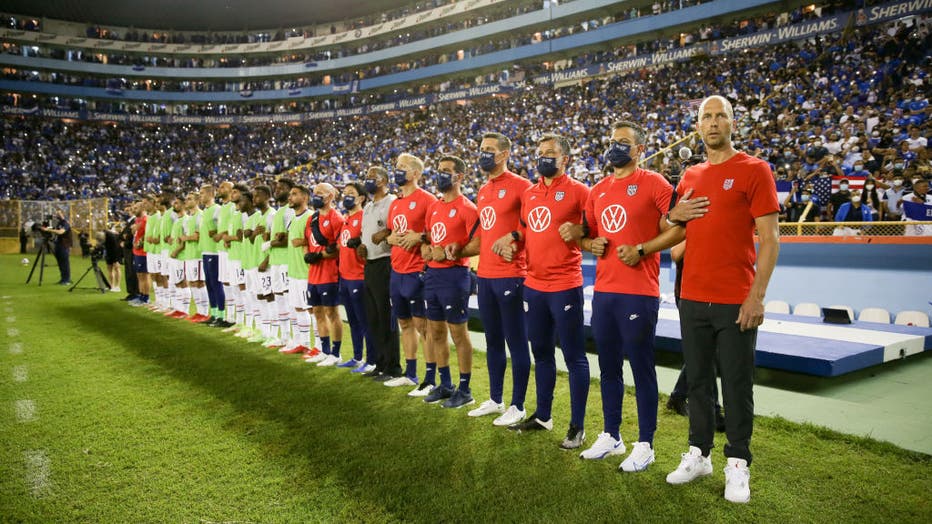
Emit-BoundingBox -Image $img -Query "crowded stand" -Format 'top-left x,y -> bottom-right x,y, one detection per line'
2,3 -> 831,96
2,14 -> 929,228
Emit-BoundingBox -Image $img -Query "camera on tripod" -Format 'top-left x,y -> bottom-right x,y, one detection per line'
89,245 -> 105,264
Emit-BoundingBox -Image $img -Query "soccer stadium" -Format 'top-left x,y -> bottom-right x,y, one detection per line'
1,0 -> 930,520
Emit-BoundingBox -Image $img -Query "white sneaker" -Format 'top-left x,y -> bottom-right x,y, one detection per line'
384,376 -> 417,387
468,399 -> 505,417
408,382 -> 435,397
263,337 -> 283,348
666,446 -> 713,484
305,351 -> 328,364
235,328 -> 253,338
492,405 -> 526,427
619,442 -> 655,472
724,458 -> 751,503
316,354 -> 340,367
110,287 -> 121,293
579,432 -> 626,460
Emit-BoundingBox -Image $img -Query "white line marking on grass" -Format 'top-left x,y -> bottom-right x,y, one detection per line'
13,365 -> 27,382
7,328 -> 20,337
5,316 -> 15,323
15,400 -> 36,422
9,342 -> 23,354
0,295 -> 11,300
23,450 -> 51,497
3,307 -> 12,313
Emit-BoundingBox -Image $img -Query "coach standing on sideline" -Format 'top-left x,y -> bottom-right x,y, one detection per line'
501,133 -> 591,451
577,121 -> 672,472
359,167 -> 402,380
628,95 -> 779,503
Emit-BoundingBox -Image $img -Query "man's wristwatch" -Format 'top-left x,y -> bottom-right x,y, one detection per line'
637,243 -> 645,257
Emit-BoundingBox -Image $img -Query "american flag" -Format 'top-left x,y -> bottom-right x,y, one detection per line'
811,176 -> 866,205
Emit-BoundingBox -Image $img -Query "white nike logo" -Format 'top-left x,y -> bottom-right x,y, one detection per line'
504,290 -> 511,296
564,305 -> 572,311
629,314 -> 639,320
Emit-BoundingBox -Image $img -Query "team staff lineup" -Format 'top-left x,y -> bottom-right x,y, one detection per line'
126,94 -> 777,505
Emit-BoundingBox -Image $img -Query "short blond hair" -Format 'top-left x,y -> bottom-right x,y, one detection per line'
397,153 -> 425,174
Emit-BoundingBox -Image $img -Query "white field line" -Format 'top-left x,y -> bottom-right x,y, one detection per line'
9,342 -> 23,354
14,399 -> 36,422
23,450 -> 51,497
7,328 -> 19,337
12,365 -> 27,382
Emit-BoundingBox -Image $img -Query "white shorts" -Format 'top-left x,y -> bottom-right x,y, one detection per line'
169,258 -> 185,285
257,269 -> 274,296
160,250 -> 171,277
231,260 -> 246,286
218,251 -> 230,284
185,259 -> 203,282
271,264 -> 289,294
146,252 -> 159,274
245,268 -> 259,294
288,277 -> 310,310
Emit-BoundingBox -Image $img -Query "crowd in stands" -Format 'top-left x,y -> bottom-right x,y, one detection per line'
5,0 -> 739,95
1,13 -> 929,228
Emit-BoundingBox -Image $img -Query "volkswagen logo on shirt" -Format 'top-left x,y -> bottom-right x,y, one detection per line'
479,207 -> 496,230
600,204 -> 627,233
431,222 -> 447,243
392,215 -> 408,233
527,206 -> 552,233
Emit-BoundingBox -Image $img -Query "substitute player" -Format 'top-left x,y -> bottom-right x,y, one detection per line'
384,153 -> 437,388
576,121 -> 672,472
419,155 -> 479,409
304,183 -> 345,366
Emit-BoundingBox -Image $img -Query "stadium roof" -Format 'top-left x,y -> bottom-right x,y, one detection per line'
5,0 -> 407,32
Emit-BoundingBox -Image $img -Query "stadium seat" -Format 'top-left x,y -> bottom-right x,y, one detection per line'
857,308 -> 891,324
894,311 -> 930,328
792,303 -> 821,317
828,305 -> 854,321
765,300 -> 790,314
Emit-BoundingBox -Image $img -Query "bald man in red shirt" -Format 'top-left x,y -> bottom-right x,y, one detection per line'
631,95 -> 779,503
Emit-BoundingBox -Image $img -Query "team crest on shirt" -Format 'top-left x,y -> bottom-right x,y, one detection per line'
449,208 -> 457,218
409,201 -> 417,210
498,189 -> 507,199
323,220 -> 330,227
627,184 -> 638,197
352,219 -> 358,227
555,191 -> 565,202
723,179 -> 734,190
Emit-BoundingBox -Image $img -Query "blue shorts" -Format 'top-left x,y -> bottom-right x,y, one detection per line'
424,266 -> 470,324
308,282 -> 339,307
390,270 -> 425,320
133,254 -> 148,274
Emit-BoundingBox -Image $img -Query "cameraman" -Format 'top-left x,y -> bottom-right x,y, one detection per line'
97,226 -> 123,293
40,209 -> 73,285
